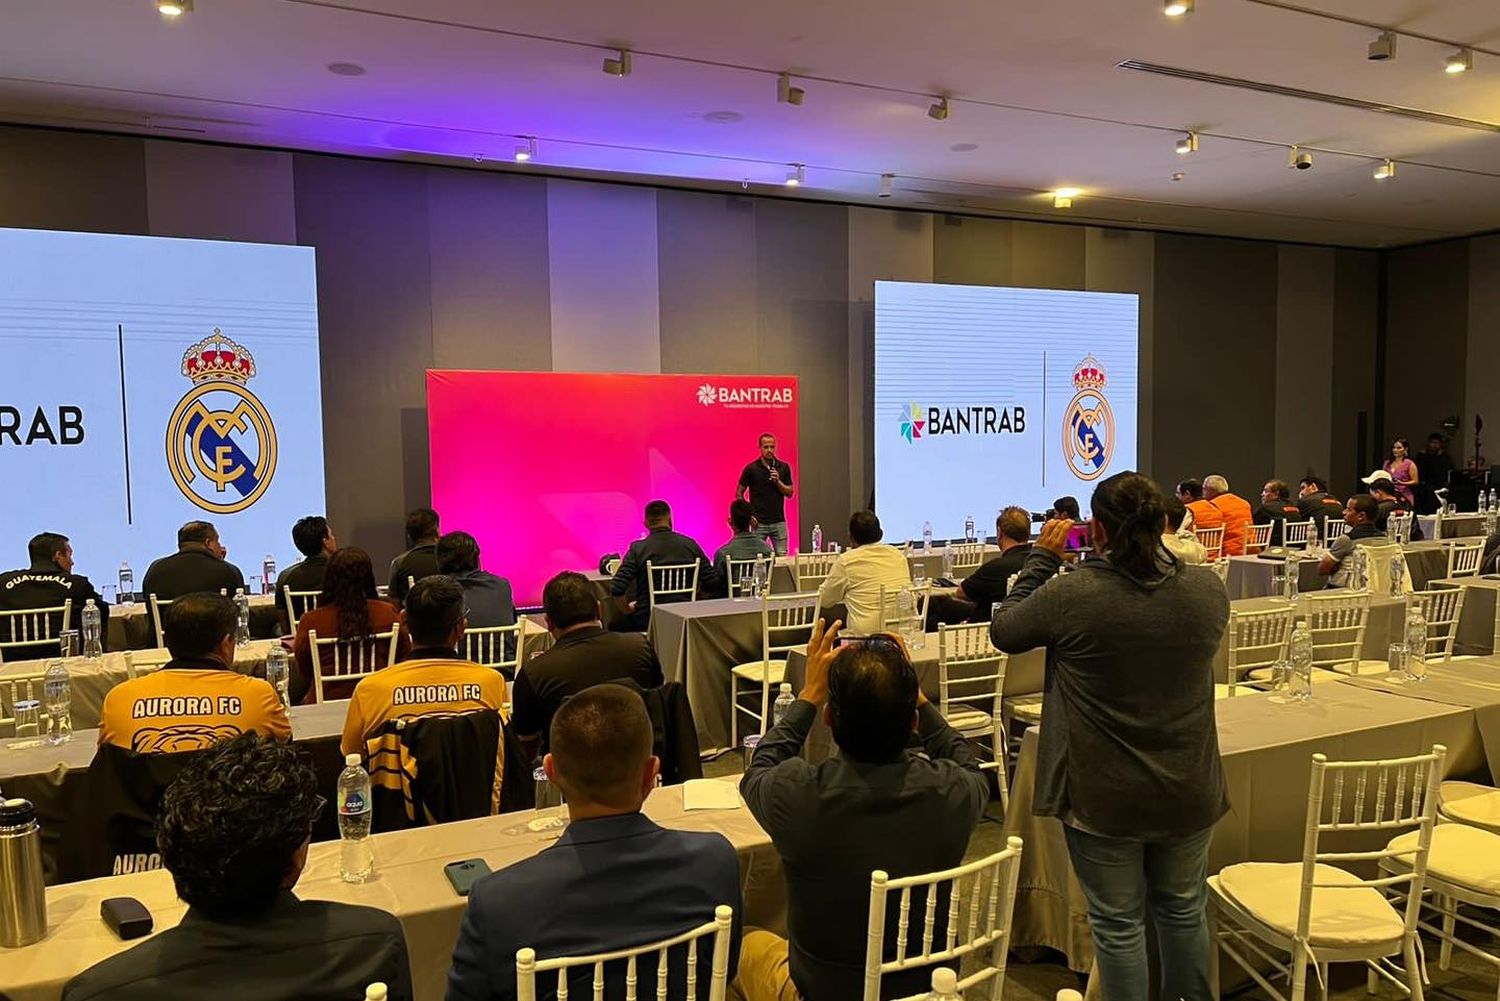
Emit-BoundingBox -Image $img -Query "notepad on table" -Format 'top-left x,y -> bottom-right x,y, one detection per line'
682,779 -> 741,811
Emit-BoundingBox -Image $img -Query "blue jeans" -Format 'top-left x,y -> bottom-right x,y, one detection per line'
761,521 -> 788,555
1063,824 -> 1215,1001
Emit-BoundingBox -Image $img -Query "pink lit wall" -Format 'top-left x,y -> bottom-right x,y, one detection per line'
428,371 -> 800,604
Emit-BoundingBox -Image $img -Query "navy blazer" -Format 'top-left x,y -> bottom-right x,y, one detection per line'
446,812 -> 743,1001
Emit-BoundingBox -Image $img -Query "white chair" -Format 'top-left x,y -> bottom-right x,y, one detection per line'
791,552 -> 836,592
517,905 -> 733,1001
1194,526 -> 1225,562
1246,522 -> 1274,553
124,649 -> 170,679
948,542 -> 986,572
1208,745 -> 1445,1001
862,837 -> 1024,1001
149,593 -> 173,648
0,671 -> 46,736
646,561 -> 701,612
1210,557 -> 1230,584
1439,780 -> 1500,834
1413,584 -> 1466,662
878,583 -> 931,637
282,588 -> 321,631
1224,605 -> 1294,697
724,557 -> 762,598
1445,539 -> 1485,578
730,592 -> 818,745
0,601 -> 71,662
463,623 -> 525,674
1282,519 -> 1313,548
937,622 -> 1010,811
1361,542 -> 1411,596
1303,591 -> 1372,675
309,628 -> 401,703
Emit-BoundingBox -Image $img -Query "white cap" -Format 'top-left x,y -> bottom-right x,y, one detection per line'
1362,469 -> 1393,485
345,753 -> 362,766
779,682 -> 792,694
365,984 -> 388,1001
930,968 -> 958,995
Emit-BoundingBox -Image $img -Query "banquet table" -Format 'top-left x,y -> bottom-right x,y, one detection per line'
7,779 -> 782,1001
1003,676 -> 1493,974
1437,574 -> 1500,656
0,700 -> 350,884
1422,512 -> 1491,540
105,592 -> 281,651
1225,540 -> 1452,600
1213,592 -> 1407,682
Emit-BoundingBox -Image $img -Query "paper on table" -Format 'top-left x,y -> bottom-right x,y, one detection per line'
682,779 -> 741,811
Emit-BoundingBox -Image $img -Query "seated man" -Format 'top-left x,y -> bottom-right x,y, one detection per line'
63,733 -> 413,1001
142,520 -> 246,602
1203,474 -> 1252,556
447,684 -> 742,1001
712,499 -> 775,597
609,500 -> 721,631
1254,480 -> 1302,545
276,515 -> 336,606
1296,476 -> 1345,533
738,623 -> 988,1001
1364,470 -> 1424,539
436,530 -> 516,630
1318,494 -> 1385,588
958,506 -> 1032,622
1161,496 -> 1207,565
1176,479 -> 1222,535
816,511 -> 911,635
98,593 -> 289,753
389,507 -> 442,605
0,531 -> 110,656
512,571 -> 662,751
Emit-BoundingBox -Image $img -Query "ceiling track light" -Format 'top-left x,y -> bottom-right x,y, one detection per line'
1374,158 -> 1397,180
513,136 -> 537,162
157,0 -> 192,15
1446,48 -> 1474,74
777,73 -> 805,106
1163,0 -> 1194,17
927,96 -> 951,121
1052,187 -> 1081,209
1175,131 -> 1199,155
784,163 -> 805,187
879,173 -> 895,198
1287,145 -> 1312,170
602,48 -> 632,77
1368,31 -> 1398,62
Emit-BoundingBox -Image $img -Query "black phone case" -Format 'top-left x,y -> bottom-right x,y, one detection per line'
101,897 -> 153,940
444,858 -> 491,896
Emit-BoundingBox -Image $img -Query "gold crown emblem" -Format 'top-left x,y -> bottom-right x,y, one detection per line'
181,329 -> 255,384
1072,355 -> 1106,391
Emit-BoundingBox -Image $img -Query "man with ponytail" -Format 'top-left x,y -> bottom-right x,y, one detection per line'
990,471 -> 1229,1001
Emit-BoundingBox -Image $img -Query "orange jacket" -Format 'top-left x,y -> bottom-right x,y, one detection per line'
1186,499 -> 1222,531
1210,493 -> 1253,556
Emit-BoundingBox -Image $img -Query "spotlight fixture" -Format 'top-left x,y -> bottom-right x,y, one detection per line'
602,49 -> 632,77
157,0 -> 192,15
1163,0 -> 1194,16
1374,158 -> 1396,180
513,137 -> 537,162
879,173 -> 894,198
777,73 -> 805,106
1287,145 -> 1312,170
1175,131 -> 1199,155
1446,48 -> 1473,74
1368,31 -> 1397,62
785,163 -> 805,187
927,96 -> 951,121
1052,187 -> 1081,208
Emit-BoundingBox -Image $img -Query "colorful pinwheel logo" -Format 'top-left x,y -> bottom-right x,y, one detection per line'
899,402 -> 925,443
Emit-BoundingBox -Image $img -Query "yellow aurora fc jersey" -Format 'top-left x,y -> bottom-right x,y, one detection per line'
340,656 -> 508,757
99,668 -> 291,753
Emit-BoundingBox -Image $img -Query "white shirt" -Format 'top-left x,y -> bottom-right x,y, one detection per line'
816,543 -> 913,634
1162,530 -> 1206,565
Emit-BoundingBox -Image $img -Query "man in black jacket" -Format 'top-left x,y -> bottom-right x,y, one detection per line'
513,571 -> 662,751
389,507 -> 441,605
609,500 -> 720,630
63,733 -> 413,1001
141,521 -> 245,601
1253,480 -> 1303,545
1296,476 -> 1345,533
276,515 -> 335,605
0,531 -> 109,657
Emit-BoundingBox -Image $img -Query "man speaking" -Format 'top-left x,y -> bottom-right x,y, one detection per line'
738,433 -> 794,555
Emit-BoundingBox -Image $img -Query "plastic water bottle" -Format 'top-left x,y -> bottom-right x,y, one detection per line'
922,521 -> 934,551
1491,488 -> 1498,513
337,754 -> 374,882
773,682 -> 795,726
751,554 -> 769,598
1288,619 -> 1314,701
1282,553 -> 1297,602
81,600 -> 102,660
1405,602 -> 1428,679
117,562 -> 134,607
1389,553 -> 1406,598
965,515 -> 976,543
896,587 -> 919,647
234,588 -> 250,647
1350,546 -> 1369,591
1307,518 -> 1321,555
43,659 -> 71,744
265,645 -> 290,706
262,554 -> 277,596
923,967 -> 962,1001
811,524 -> 823,553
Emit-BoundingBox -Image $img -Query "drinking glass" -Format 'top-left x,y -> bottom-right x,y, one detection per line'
13,699 -> 41,740
528,766 -> 568,833
58,630 -> 78,659
1267,659 -> 1293,703
1270,568 -> 1287,603
1388,642 -> 1408,682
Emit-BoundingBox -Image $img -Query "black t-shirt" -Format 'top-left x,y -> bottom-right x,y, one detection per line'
739,459 -> 793,525
0,562 -> 110,655
1253,500 -> 1301,543
959,544 -> 1033,622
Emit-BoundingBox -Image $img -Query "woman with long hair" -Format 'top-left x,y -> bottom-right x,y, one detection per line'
290,547 -> 410,703
1384,438 -> 1419,505
990,472 -> 1229,1001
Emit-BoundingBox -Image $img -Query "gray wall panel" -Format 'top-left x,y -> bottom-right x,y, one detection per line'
933,215 -> 1014,286
1275,246 -> 1335,483
144,142 -> 295,244
1331,250 -> 1379,490
1384,241 -> 1468,462
0,126 -> 146,233
657,190 -> 758,375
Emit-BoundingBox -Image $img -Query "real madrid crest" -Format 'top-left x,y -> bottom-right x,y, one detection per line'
1062,354 -> 1114,482
164,330 -> 278,514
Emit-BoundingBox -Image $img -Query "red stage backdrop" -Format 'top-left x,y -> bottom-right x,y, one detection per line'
428,371 -> 800,604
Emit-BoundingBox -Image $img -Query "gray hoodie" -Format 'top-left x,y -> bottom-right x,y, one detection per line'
991,547 -> 1230,839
